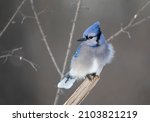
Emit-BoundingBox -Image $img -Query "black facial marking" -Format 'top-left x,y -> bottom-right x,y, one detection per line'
85,35 -> 88,39
96,30 -> 101,43
88,36 -> 93,39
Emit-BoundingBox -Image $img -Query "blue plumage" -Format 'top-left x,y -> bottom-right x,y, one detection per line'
58,21 -> 115,89
83,21 -> 101,38
73,44 -> 82,58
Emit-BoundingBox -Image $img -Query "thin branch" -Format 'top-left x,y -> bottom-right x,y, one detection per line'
30,0 -> 61,76
131,15 -> 150,28
19,9 -> 46,24
19,11 -> 34,24
53,0 -> 81,105
107,1 -> 150,42
0,0 -> 27,38
0,47 -> 37,71
19,56 -> 38,71
37,9 -> 47,16
0,47 -> 23,63
120,24 -> 131,39
53,88 -> 62,105
0,54 -> 12,63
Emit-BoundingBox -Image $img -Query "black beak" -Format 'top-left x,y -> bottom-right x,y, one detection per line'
77,38 -> 86,42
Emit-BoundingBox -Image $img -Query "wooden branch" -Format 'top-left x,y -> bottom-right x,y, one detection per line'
64,75 -> 100,105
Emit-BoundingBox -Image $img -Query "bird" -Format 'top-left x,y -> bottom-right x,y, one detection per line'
57,21 -> 115,89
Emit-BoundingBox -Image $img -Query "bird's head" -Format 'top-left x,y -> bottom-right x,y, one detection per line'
77,21 -> 105,47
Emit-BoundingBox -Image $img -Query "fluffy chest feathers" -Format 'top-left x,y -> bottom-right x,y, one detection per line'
70,43 -> 114,78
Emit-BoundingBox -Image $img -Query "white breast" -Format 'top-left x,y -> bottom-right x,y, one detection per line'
70,58 -> 99,78
89,58 -> 99,74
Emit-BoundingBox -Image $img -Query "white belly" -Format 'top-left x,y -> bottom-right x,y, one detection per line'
88,58 -> 99,74
70,58 -> 99,78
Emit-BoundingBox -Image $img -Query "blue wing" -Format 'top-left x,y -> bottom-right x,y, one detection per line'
73,44 -> 82,58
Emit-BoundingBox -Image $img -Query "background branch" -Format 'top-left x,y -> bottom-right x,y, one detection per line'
107,1 -> 150,42
30,0 -> 61,76
0,47 -> 37,71
0,0 -> 27,38
19,11 -> 34,24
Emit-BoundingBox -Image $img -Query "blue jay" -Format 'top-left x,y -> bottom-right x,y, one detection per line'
57,21 -> 114,89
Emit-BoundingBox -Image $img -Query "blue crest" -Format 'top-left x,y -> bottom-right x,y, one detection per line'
83,21 -> 101,37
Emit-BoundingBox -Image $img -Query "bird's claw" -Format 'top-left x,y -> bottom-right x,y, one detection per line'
86,73 -> 97,81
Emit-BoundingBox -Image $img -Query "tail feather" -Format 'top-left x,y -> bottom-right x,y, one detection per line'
57,76 -> 77,89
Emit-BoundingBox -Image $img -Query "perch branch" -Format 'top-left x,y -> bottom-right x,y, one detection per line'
0,0 -> 27,38
30,0 -> 61,75
64,76 -> 100,105
64,1 -> 150,105
53,0 -> 81,105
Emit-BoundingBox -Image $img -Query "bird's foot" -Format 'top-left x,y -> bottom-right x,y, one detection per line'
86,73 -> 97,81
65,75 -> 73,83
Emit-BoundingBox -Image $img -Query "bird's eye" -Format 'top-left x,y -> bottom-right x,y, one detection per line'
88,36 -> 93,39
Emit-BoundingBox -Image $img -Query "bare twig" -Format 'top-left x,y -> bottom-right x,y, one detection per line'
53,0 -> 81,105
19,9 -> 46,24
19,56 -> 38,71
37,9 -> 47,16
107,1 -> 150,42
30,0 -> 61,75
19,11 -> 34,24
64,1 -> 150,105
0,0 -> 27,38
2,47 -> 23,54
0,47 -> 37,71
53,88 -> 62,105
131,15 -> 150,28
0,47 -> 23,64
0,54 -> 12,63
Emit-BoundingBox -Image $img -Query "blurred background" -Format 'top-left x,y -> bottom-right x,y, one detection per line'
0,0 -> 150,105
